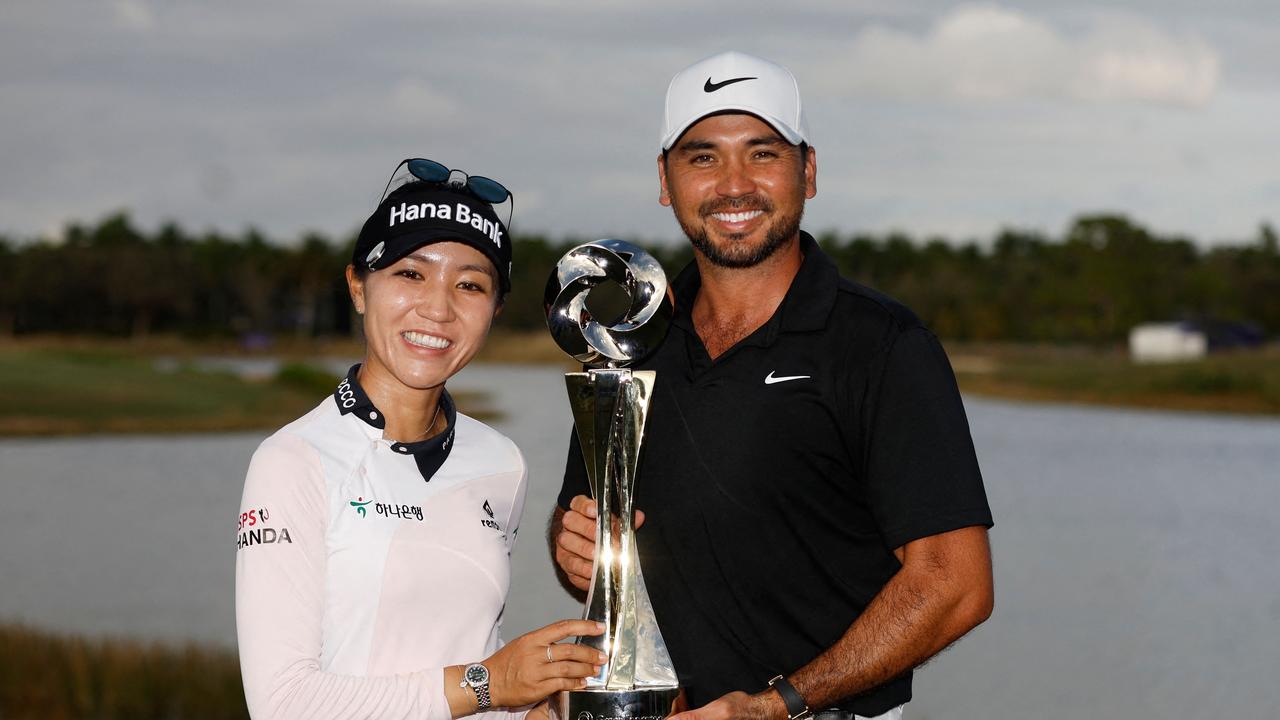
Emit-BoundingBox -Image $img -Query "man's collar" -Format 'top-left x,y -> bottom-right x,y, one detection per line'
332,364 -> 458,482
669,231 -> 838,337
776,231 -> 839,332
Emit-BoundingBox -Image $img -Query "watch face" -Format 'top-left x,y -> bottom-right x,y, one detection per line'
465,664 -> 489,686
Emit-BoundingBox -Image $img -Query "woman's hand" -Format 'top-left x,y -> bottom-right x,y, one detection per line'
485,618 -> 606,708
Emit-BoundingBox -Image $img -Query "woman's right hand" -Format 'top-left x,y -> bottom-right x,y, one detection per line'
485,618 -> 607,708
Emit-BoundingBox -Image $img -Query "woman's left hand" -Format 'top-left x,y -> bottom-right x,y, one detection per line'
484,618 -> 606,708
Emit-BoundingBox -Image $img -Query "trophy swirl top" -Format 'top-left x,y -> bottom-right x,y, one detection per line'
544,239 -> 673,368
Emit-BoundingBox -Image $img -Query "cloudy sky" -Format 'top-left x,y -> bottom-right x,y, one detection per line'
2,1 -> 1276,247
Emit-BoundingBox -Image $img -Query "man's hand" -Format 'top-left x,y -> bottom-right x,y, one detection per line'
548,495 -> 646,594
668,690 -> 785,720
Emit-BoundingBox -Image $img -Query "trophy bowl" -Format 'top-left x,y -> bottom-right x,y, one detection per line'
544,238 -> 672,368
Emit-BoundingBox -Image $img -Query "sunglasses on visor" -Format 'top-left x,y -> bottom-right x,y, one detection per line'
380,158 -> 513,206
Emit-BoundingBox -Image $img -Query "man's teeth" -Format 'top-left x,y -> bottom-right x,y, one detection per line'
712,210 -> 763,223
403,331 -> 450,349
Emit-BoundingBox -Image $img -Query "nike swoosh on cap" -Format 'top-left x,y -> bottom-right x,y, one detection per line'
764,371 -> 811,385
704,76 -> 757,93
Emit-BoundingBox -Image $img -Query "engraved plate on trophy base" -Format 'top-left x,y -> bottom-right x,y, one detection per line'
552,687 -> 681,720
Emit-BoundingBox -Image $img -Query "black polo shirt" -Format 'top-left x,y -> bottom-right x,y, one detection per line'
558,232 -> 992,716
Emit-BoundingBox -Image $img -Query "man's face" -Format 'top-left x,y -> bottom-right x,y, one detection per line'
658,113 -> 816,268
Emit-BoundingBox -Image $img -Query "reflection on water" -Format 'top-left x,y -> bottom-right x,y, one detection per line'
1,363 -> 1277,718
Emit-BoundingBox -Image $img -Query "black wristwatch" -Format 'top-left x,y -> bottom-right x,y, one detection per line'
461,662 -> 492,710
768,675 -> 810,720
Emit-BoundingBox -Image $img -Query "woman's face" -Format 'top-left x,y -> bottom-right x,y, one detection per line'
347,241 -> 501,392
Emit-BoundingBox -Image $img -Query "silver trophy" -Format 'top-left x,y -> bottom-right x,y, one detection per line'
545,239 -> 680,720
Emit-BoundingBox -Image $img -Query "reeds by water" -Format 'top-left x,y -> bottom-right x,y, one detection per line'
0,623 -> 247,719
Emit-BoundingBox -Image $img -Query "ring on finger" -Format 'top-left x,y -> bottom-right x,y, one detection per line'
546,645 -> 554,663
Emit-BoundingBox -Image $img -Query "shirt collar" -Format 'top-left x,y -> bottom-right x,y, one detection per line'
669,231 -> 839,341
333,364 -> 457,482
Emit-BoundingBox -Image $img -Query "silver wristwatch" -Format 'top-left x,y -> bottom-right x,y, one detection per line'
461,662 -> 492,710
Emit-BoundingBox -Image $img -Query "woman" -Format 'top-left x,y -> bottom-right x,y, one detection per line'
235,159 -> 604,719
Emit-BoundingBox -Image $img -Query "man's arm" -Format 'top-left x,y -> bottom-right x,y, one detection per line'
672,525 -> 993,720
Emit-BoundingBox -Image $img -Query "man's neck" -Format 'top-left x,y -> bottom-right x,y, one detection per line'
690,233 -> 804,360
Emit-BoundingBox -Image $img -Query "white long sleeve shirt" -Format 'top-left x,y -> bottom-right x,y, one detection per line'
236,367 -> 527,719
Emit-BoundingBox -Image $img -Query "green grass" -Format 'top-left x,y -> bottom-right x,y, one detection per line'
0,337 -> 1274,435
0,342 -> 496,436
950,343 -> 1280,415
0,346 -> 323,435
0,623 -> 247,720
275,361 -> 347,396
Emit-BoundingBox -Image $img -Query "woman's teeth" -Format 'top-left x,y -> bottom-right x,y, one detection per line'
403,331 -> 450,349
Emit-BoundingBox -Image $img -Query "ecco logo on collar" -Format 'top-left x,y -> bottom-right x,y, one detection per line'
336,377 -> 357,408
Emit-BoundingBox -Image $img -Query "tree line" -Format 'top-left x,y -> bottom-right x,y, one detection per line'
1,212 -> 1276,344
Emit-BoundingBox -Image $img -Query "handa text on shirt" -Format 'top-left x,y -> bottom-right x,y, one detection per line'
237,526 -> 293,550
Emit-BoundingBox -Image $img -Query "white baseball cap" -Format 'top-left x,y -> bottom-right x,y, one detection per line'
660,51 -> 810,151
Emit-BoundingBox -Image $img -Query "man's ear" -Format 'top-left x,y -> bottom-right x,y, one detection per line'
657,153 -> 672,207
804,145 -> 817,200
345,264 -> 366,315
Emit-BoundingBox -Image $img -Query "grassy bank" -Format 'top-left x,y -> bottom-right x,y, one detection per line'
949,343 -> 1280,415
0,334 -> 1276,436
0,338 -> 494,436
0,623 -> 246,720
481,332 -> 1280,416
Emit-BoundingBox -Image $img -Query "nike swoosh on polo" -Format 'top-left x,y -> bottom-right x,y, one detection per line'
764,371 -> 811,385
704,76 -> 757,92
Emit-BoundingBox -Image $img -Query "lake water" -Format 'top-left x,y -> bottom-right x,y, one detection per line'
1,363 -> 1277,718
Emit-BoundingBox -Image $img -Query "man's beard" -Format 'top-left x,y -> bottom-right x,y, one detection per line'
675,193 -> 804,269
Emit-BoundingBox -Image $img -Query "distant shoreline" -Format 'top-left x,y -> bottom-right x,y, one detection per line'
0,333 -> 1276,436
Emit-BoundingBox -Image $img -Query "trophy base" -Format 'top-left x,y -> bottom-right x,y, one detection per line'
551,686 -> 681,720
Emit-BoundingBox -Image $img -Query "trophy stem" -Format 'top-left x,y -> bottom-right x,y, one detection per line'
565,369 -> 678,693
548,239 -> 679,719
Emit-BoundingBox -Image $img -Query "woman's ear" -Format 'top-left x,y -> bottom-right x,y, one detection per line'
345,265 -> 366,315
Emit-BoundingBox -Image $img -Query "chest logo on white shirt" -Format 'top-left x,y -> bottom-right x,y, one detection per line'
350,496 -> 372,518
764,370 -> 811,385
349,495 -> 424,522
481,500 -> 503,534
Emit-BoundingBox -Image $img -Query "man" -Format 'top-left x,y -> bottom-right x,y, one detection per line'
550,51 -> 994,720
